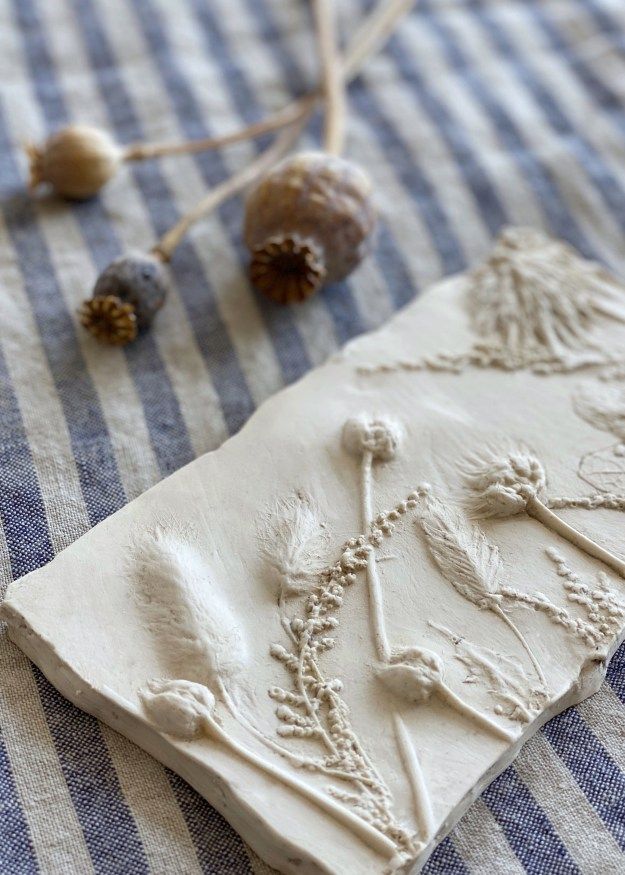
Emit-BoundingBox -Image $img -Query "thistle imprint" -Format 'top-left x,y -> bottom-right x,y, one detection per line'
358,227 -> 625,377
462,444 -> 625,580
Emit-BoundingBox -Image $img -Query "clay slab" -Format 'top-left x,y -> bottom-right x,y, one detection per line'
5,229 -> 625,873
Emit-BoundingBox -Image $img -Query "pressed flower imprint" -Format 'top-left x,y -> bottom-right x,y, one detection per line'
126,418 -> 625,870
574,381 -> 625,494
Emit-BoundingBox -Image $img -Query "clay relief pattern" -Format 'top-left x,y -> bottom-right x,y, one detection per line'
123,228 -> 625,871
358,226 -> 625,376
259,423 -> 625,860
573,381 -> 625,494
125,413 -> 625,872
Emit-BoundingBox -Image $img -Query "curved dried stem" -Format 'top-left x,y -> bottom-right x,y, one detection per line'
122,100 -> 313,162
153,116 -> 309,262
313,0 -> 346,155
122,0 -> 413,165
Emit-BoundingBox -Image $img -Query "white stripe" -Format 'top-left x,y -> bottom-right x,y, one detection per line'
518,729 -> 625,872
435,5 -> 621,267
0,14 -> 162,501
101,727 -> 201,875
451,797 -> 525,874
98,0 -> 289,408
43,0 -> 229,459
577,683 -> 625,772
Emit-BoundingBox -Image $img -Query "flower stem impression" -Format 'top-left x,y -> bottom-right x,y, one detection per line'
342,415 -> 438,842
139,678 -> 398,862
342,415 -> 402,662
378,648 -> 516,743
463,445 -> 625,579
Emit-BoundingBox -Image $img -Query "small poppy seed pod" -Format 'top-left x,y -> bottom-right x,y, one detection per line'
244,150 -> 376,304
27,124 -> 122,200
78,251 -> 170,346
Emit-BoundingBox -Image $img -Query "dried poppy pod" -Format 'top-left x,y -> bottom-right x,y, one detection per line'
27,125 -> 122,200
79,251 -> 170,346
244,150 -> 376,304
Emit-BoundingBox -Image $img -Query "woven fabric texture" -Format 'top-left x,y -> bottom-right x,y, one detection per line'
1,0 -> 625,872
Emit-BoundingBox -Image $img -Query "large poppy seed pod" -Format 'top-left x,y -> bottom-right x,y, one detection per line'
78,251 -> 170,346
27,125 -> 122,200
244,151 -> 376,304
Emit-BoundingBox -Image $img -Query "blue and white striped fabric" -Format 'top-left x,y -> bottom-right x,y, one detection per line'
1,1 -> 625,872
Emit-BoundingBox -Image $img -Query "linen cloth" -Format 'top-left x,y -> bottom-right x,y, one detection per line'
1,0 -> 625,872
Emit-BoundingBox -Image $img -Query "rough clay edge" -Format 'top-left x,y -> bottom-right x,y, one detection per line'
3,586 -> 621,874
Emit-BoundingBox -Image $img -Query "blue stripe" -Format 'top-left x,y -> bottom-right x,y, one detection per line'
482,766 -> 580,874
530,1 -> 625,129
607,638 -> 625,701
384,27 -> 508,236
419,0 -> 596,262
423,837 -> 469,874
13,0 -> 195,481
126,0 -> 315,385
0,106 -> 125,526
62,0 -> 255,439
0,342 -> 54,579
543,707 -> 625,851
33,668 -> 149,875
0,732 -> 38,874
0,304 -> 148,875
167,773 -> 252,875
467,0 -> 625,236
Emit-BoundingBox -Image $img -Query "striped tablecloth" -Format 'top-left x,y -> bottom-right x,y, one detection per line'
2,1 -> 625,872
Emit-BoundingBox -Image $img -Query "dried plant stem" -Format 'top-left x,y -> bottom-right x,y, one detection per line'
343,0 -> 415,81
313,0 -> 347,155
435,684 -> 516,743
121,0 -> 413,165
393,714 -> 434,843
122,101 -> 311,161
152,116 -> 309,262
198,711 -> 397,859
526,497 -> 625,579
140,0 -> 415,262
490,605 -> 546,687
360,450 -> 392,662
